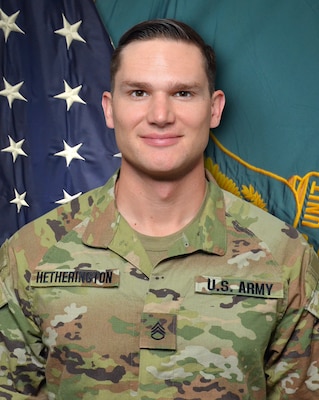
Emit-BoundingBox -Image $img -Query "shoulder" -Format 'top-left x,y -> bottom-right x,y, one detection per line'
222,189 -> 319,311
0,186 -> 100,276
219,185 -> 309,278
5,172 -> 118,251
1,172 -> 118,274
205,170 -> 302,259
222,188 -> 306,256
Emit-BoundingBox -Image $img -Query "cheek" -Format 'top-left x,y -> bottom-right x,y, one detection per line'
113,120 -> 136,154
186,113 -> 211,141
182,103 -> 212,127
113,106 -> 141,130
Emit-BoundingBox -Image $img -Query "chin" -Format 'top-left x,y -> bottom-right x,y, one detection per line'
143,164 -> 199,182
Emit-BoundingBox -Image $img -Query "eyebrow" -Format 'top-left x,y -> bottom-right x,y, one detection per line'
119,80 -> 202,91
120,81 -> 152,90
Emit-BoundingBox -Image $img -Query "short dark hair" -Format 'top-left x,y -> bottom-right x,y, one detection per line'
110,19 -> 216,94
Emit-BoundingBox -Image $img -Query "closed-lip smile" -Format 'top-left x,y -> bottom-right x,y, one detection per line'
141,133 -> 182,147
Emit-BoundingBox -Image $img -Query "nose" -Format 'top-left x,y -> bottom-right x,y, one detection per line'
147,93 -> 175,127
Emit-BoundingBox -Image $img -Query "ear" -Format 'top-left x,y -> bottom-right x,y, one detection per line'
210,90 -> 226,129
102,91 -> 114,129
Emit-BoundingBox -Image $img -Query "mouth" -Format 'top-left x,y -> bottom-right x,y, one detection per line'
140,134 -> 182,147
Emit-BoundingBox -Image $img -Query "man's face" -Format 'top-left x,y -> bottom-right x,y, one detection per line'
103,39 -> 225,180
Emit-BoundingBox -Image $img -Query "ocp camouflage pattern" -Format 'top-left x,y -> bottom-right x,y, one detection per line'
0,171 -> 318,399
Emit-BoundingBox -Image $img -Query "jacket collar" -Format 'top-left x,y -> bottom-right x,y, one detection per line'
82,170 -> 227,271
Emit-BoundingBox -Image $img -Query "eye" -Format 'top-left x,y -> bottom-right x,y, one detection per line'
131,90 -> 147,97
175,91 -> 192,97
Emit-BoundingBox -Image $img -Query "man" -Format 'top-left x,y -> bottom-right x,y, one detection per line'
0,19 -> 318,399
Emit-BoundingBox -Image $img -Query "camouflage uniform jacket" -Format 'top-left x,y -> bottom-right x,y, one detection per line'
0,171 -> 319,399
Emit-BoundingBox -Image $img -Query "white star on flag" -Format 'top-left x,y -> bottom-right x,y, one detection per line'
1,135 -> 28,162
54,80 -> 86,111
54,14 -> 86,49
0,9 -> 25,42
0,77 -> 27,108
54,140 -> 85,166
55,189 -> 82,205
10,189 -> 29,213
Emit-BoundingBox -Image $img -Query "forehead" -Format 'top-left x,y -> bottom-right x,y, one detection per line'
116,39 -> 207,82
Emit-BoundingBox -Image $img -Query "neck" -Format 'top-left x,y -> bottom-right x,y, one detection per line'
116,164 -> 207,236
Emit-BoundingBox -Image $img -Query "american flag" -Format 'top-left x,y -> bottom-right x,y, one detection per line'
0,0 -> 121,246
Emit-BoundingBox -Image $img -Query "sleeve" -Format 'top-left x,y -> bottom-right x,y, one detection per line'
265,245 -> 319,399
0,240 -> 47,399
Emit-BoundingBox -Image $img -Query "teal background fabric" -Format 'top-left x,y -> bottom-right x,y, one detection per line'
96,0 -> 319,252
